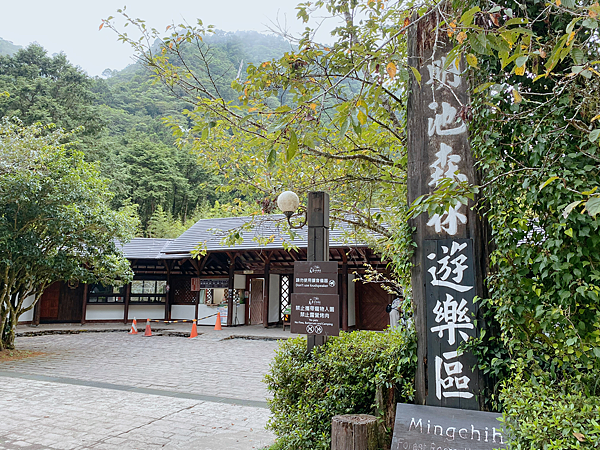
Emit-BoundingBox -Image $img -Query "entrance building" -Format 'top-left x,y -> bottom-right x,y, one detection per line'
22,215 -> 395,331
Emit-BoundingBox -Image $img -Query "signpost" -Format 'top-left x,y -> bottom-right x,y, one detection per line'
406,9 -> 488,409
390,404 -> 506,450
291,260 -> 340,337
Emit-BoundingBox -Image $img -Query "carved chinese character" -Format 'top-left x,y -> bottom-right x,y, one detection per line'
428,102 -> 467,137
426,57 -> 461,90
427,204 -> 468,237
434,350 -> 474,400
430,293 -> 474,345
429,143 -> 469,187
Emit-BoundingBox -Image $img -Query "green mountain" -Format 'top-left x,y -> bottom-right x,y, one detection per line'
0,38 -> 22,56
0,31 -> 290,236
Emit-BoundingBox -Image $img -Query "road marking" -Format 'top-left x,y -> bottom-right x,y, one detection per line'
0,370 -> 269,409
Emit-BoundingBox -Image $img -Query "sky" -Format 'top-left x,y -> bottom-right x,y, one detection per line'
0,0 -> 334,76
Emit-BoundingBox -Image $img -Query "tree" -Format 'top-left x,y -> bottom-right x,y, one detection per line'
0,119 -> 138,350
103,3 -> 416,285
104,0 -> 600,415
0,44 -> 104,137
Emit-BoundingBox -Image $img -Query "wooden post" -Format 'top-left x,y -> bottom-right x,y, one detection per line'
307,192 -> 329,350
123,283 -> 131,324
227,253 -> 236,327
163,260 -> 171,321
407,9 -> 487,410
341,252 -> 348,332
33,294 -> 41,326
331,415 -> 380,450
263,257 -> 270,328
80,283 -> 88,325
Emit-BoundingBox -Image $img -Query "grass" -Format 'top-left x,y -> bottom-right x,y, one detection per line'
0,349 -> 44,361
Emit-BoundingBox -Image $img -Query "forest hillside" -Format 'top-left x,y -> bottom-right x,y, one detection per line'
0,32 -> 291,237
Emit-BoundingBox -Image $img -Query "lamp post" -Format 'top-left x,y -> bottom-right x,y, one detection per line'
277,191 -> 330,351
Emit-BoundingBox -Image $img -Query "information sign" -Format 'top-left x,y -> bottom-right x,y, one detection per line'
290,293 -> 339,336
293,261 -> 338,294
198,279 -> 229,289
391,404 -> 506,450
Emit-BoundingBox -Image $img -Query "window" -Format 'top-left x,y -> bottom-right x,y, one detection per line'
88,285 -> 125,303
130,279 -> 167,303
280,275 -> 291,321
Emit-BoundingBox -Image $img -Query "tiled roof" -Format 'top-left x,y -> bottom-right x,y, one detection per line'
161,214 -> 369,256
121,238 -> 175,260
120,215 -> 374,260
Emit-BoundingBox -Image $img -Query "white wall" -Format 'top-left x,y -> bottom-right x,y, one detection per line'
234,274 -> 246,289
348,274 -> 356,327
86,304 -> 125,321
197,304 -> 222,325
269,274 -> 280,323
127,304 -> 164,320
171,305 -> 195,321
17,295 -> 36,322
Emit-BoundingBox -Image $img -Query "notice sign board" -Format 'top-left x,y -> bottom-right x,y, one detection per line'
290,293 -> 339,336
293,261 -> 338,294
391,404 -> 506,450
198,279 -> 229,289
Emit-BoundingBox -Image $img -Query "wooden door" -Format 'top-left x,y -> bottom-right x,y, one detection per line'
40,282 -> 60,321
356,282 -> 392,331
58,283 -> 83,322
249,278 -> 264,325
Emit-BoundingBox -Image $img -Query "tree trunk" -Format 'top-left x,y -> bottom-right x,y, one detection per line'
331,414 -> 382,450
1,310 -> 17,350
375,385 -> 396,450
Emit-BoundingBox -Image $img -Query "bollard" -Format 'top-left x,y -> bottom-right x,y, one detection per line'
331,414 -> 381,450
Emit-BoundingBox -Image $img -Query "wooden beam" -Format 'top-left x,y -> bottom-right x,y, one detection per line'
341,251 -> 348,332
80,283 -> 89,325
162,260 -> 172,321
123,283 -> 131,324
263,253 -> 271,328
227,252 -> 237,327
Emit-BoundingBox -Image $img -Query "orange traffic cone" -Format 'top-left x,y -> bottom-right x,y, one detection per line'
144,318 -> 152,337
129,317 -> 138,335
214,312 -> 222,331
189,319 -> 198,339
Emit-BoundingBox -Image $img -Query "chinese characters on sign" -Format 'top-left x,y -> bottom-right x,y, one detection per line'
425,57 -> 469,237
291,261 -> 340,336
290,294 -> 339,336
425,239 -> 478,409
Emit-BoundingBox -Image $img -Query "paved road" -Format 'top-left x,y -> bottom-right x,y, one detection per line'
0,331 -> 282,450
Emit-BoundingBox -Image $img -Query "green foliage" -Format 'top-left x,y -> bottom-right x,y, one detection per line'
500,370 -> 600,449
0,44 -> 103,136
0,118 -> 138,350
104,1 -> 416,283
264,329 -> 417,450
451,0 -> 600,397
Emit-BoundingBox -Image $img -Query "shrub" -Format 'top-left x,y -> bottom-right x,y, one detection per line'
264,329 -> 417,450
501,371 -> 600,449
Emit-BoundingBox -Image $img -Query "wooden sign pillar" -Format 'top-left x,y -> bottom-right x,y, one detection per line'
407,10 -> 487,410
307,191 -> 329,351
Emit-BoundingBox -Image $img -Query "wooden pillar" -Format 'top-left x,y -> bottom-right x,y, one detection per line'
123,283 -> 131,323
80,283 -> 89,325
263,257 -> 270,328
33,294 -> 41,326
331,415 -> 381,450
307,192 -> 329,350
341,252 -> 349,332
407,9 -> 486,410
227,253 -> 236,327
163,260 -> 171,321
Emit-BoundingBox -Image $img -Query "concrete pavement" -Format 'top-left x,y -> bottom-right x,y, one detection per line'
0,325 -> 297,449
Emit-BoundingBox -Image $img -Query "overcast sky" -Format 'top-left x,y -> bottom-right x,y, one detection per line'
1,0 -> 335,76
